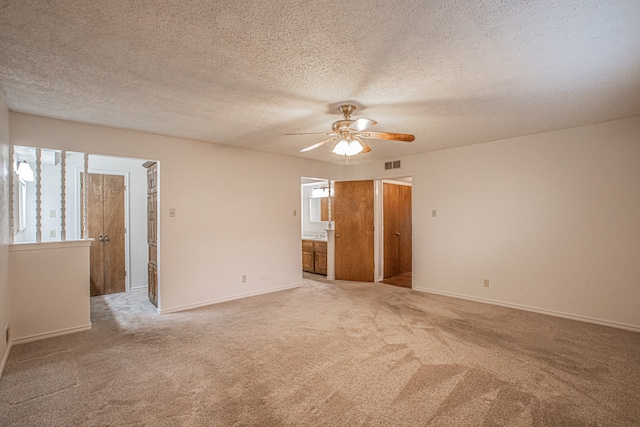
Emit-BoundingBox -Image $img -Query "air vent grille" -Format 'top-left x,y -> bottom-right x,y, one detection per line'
384,160 -> 401,170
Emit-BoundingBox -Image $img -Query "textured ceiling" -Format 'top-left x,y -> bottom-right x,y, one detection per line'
1,1 -> 639,165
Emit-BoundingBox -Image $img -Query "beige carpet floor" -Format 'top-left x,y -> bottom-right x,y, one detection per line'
1,279 -> 639,426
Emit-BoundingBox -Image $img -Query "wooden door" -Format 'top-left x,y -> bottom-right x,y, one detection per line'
334,180 -> 375,282
384,183 -> 400,278
86,173 -> 126,296
398,185 -> 412,273
383,183 -> 412,278
144,161 -> 158,307
87,174 -> 105,296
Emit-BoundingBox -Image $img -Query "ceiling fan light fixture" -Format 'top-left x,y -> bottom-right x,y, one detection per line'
332,138 -> 350,155
17,160 -> 34,182
332,137 -> 363,156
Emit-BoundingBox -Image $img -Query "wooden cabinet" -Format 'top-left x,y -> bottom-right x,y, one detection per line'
302,240 -> 314,272
302,240 -> 327,275
143,161 -> 158,307
314,241 -> 327,275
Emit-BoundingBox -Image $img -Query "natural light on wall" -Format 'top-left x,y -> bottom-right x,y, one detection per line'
11,145 -> 87,243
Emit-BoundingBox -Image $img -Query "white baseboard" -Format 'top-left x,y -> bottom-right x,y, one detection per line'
0,340 -> 12,378
158,283 -> 305,314
414,287 -> 640,333
11,323 -> 93,345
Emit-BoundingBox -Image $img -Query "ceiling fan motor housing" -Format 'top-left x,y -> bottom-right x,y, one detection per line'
332,119 -> 355,132
337,104 -> 356,119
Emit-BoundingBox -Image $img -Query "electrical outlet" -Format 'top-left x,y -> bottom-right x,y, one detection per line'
432,209 -> 437,217
483,279 -> 490,287
241,275 -> 247,283
49,230 -> 56,238
293,209 -> 297,217
49,209 -> 56,218
169,208 -> 176,217
259,272 -> 267,280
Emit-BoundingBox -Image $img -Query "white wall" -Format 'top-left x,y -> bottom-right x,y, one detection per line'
0,96 -> 11,373
348,116 -> 640,330
9,241 -> 91,342
89,155 -> 148,290
10,111 -> 637,334
9,113 -> 344,313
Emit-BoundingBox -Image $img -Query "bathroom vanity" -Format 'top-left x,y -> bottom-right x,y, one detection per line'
302,239 -> 327,275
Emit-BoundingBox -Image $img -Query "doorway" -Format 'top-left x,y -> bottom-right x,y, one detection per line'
80,155 -> 156,307
380,180 -> 412,288
319,177 -> 413,286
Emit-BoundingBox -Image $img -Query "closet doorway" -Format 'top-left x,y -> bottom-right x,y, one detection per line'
380,179 -> 412,288
83,155 -> 158,308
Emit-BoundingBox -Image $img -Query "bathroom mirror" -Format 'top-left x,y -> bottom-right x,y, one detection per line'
309,197 -> 329,222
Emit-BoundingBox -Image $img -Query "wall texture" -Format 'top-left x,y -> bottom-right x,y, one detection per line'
9,241 -> 91,342
0,96 -> 11,374
349,116 -> 640,330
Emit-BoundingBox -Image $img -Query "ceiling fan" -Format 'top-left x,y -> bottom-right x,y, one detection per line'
288,104 -> 415,156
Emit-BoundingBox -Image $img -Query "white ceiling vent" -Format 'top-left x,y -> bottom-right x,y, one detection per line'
384,160 -> 401,170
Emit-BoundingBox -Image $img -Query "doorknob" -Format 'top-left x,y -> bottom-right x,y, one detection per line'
396,232 -> 400,236
104,234 -> 110,244
336,233 -> 340,238
99,234 -> 104,243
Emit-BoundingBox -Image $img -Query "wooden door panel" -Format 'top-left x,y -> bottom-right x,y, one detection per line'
399,185 -> 412,274
383,183 -> 412,279
147,193 -> 157,246
334,180 -> 374,282
320,197 -> 329,221
383,183 -> 400,278
87,174 -> 105,296
302,249 -> 314,272
103,174 -> 126,295
144,161 -> 158,306
86,173 -> 126,297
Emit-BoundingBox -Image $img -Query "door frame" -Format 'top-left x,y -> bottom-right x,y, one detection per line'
376,178 -> 412,283
77,168 -> 131,292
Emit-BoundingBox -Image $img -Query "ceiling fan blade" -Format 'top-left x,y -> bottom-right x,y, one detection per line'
286,132 -> 335,136
349,118 -> 377,132
353,136 -> 371,153
361,131 -> 415,142
300,136 -> 338,152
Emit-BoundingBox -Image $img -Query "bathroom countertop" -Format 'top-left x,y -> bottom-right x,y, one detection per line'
302,236 -> 327,242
